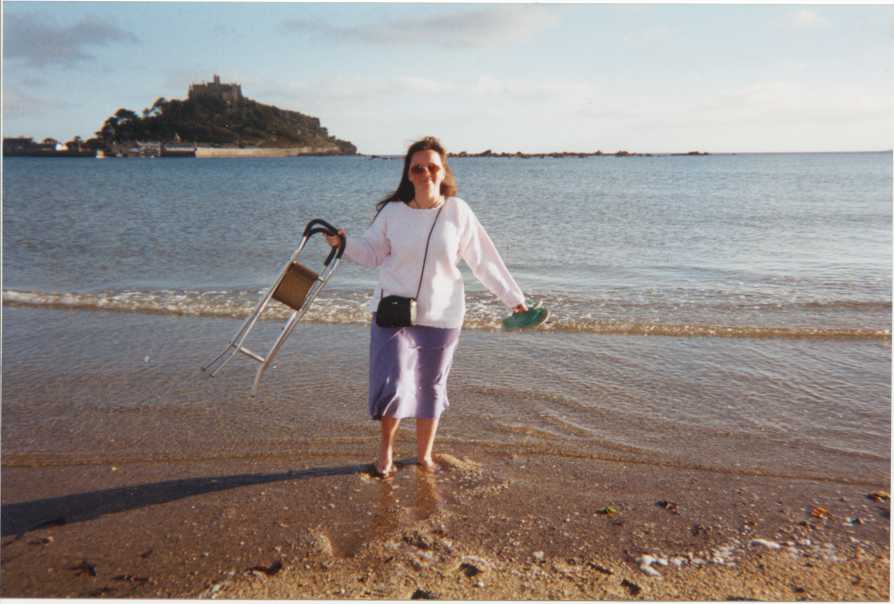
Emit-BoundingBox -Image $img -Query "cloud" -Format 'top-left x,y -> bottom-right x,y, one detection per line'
212,23 -> 240,37
788,9 -> 828,29
250,73 -> 603,118
230,71 -> 892,154
623,25 -> 673,47
280,5 -> 560,48
4,13 -> 139,68
2,87 -> 70,120
618,78 -> 892,138
20,75 -> 49,88
180,69 -> 890,154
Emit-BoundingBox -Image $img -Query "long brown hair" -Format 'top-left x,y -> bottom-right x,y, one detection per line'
375,136 -> 457,216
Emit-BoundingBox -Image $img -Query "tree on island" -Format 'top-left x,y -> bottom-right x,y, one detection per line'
97,109 -> 141,145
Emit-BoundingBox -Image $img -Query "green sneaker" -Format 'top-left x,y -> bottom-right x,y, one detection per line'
502,306 -> 550,331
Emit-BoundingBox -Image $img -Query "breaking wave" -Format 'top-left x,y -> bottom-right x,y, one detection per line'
4,288 -> 889,340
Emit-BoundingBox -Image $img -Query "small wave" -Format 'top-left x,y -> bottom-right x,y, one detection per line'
523,320 -> 890,340
4,288 -> 889,340
795,300 -> 893,311
2,288 -> 371,324
462,314 -> 890,339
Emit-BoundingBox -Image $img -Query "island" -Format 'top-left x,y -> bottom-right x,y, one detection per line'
4,75 -> 357,158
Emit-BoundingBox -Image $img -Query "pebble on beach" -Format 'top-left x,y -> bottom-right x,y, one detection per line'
636,555 -> 666,577
621,578 -> 642,595
459,555 -> 490,576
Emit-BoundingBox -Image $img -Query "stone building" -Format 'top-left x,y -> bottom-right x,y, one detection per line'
188,74 -> 243,106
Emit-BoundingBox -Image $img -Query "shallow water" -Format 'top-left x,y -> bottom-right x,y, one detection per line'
4,153 -> 891,336
3,308 -> 889,485
2,153 -> 890,485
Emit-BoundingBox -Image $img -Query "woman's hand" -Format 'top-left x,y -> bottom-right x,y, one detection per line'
513,303 -> 528,314
325,228 -> 346,248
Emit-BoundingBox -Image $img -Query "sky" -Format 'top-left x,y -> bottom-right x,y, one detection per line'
3,2 -> 893,155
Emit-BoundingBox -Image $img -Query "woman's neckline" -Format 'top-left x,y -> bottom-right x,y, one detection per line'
405,196 -> 447,211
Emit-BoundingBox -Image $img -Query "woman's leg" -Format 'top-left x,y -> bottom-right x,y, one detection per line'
416,417 -> 439,469
411,326 -> 458,471
378,416 -> 400,474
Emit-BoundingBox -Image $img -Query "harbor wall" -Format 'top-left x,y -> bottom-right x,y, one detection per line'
195,146 -> 344,158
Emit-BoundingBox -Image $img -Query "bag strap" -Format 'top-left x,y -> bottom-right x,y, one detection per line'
377,199 -> 447,303
415,200 -> 446,300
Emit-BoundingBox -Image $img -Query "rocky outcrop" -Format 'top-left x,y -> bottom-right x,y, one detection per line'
94,85 -> 357,155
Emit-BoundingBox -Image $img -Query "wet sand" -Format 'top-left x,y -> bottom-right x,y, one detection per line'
1,439 -> 889,600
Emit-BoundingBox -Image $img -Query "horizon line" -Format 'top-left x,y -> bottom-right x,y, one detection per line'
364,149 -> 893,157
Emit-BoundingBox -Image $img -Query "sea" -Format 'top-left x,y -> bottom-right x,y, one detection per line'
3,153 -> 891,485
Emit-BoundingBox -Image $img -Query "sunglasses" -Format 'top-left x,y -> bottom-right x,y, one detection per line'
410,163 -> 442,176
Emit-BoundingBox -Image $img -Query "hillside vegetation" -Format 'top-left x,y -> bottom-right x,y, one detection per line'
96,95 -> 356,153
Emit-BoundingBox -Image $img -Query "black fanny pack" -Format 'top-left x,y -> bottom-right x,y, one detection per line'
375,201 -> 445,328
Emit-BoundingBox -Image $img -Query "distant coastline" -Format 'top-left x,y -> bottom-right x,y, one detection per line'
370,149 -> 709,160
3,142 -> 708,159
4,145 -> 890,160
365,149 -> 892,160
4,142 -> 712,160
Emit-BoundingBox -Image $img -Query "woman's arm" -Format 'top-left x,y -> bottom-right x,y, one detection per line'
459,208 -> 526,311
325,213 -> 390,268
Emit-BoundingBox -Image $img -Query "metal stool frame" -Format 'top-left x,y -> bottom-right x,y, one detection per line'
202,219 -> 345,396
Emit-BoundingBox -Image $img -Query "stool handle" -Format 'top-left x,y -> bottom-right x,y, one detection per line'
304,219 -> 345,264
304,219 -> 338,237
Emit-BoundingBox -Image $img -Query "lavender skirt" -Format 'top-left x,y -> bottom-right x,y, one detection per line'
368,317 -> 461,421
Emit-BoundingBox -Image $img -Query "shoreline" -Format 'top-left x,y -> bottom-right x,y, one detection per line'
5,149 -> 890,160
2,442 -> 888,599
194,146 -> 346,158
367,150 -> 709,159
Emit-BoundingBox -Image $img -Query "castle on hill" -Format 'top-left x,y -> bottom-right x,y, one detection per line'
188,74 -> 243,106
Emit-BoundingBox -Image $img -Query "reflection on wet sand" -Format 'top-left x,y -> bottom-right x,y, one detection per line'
369,478 -> 400,541
413,465 -> 443,521
367,460 -> 445,540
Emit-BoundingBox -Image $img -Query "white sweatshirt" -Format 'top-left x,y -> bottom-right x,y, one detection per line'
344,197 -> 525,329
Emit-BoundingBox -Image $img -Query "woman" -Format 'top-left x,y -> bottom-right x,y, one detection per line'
326,136 -> 527,477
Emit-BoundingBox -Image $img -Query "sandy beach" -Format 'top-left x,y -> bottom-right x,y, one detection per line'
3,150 -> 890,600
2,437 -> 888,600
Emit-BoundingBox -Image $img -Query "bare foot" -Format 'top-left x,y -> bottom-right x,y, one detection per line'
377,442 -> 395,478
417,458 -> 438,473
371,463 -> 395,479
